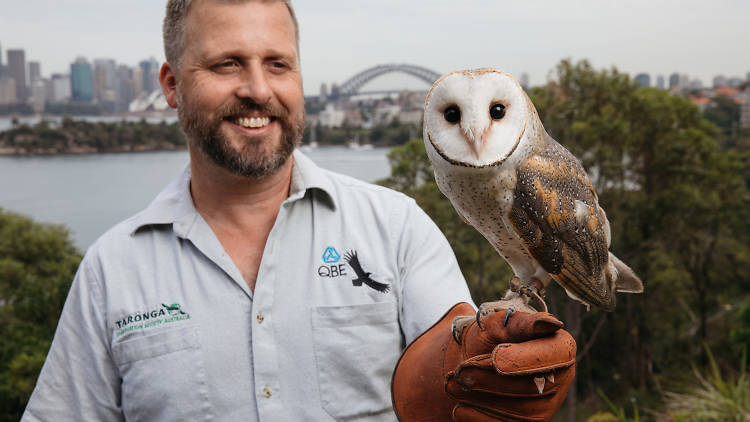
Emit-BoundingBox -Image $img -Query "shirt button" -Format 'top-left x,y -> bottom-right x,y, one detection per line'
256,312 -> 265,324
262,386 -> 272,398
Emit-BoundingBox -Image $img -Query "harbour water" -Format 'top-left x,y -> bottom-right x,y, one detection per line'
0,146 -> 392,250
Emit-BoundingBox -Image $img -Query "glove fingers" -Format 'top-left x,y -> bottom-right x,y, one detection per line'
447,356 -> 574,398
462,311 -> 563,357
452,404 -> 547,422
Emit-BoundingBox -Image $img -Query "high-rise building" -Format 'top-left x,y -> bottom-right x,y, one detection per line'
117,64 -> 136,112
668,73 -> 680,90
30,79 -> 47,112
713,75 -> 728,88
50,73 -> 71,103
519,72 -> 530,89
0,42 -> 3,78
94,58 -> 118,103
656,75 -> 665,89
139,57 -> 160,94
0,77 -> 16,104
29,61 -> 41,82
634,73 -> 650,87
71,57 -> 94,102
7,49 -> 27,101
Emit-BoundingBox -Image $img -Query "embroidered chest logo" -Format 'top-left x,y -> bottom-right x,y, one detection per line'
344,250 -> 390,293
318,246 -> 348,278
114,302 -> 191,338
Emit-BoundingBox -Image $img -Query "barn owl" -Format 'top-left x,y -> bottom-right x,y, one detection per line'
422,69 -> 643,338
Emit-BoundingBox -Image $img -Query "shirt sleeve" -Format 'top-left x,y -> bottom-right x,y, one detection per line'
22,252 -> 124,421
396,198 -> 476,345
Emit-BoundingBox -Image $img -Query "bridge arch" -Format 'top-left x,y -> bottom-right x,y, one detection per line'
337,64 -> 441,96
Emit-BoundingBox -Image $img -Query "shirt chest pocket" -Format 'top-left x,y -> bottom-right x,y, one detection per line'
111,326 -> 213,421
312,301 -> 403,421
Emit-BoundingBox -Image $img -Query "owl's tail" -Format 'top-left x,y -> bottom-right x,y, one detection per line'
608,253 -> 644,294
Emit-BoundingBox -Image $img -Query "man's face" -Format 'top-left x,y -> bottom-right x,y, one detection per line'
174,0 -> 304,178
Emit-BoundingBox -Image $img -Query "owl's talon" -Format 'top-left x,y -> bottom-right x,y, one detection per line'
475,309 -> 484,330
452,323 -> 462,345
503,307 -> 515,327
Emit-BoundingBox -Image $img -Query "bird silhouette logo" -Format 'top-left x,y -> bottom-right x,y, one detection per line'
162,303 -> 186,316
344,250 -> 390,293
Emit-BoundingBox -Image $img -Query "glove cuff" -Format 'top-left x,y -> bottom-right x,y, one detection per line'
391,302 -> 475,422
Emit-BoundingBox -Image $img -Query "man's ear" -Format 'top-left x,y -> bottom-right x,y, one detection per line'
159,62 -> 179,109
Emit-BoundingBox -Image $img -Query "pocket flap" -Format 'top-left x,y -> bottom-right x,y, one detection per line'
112,326 -> 199,365
313,301 -> 397,328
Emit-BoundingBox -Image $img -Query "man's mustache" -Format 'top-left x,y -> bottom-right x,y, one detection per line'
218,100 -> 289,120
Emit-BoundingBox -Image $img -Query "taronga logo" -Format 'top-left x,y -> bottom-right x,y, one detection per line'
114,302 -> 191,337
322,246 -> 341,263
344,250 -> 390,293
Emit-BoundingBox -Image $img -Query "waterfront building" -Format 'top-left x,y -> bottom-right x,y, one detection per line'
94,58 -> 118,109
30,79 -> 47,112
50,74 -> 72,103
0,77 -> 16,104
117,65 -> 136,113
7,49 -> 27,101
138,57 -> 160,95
71,57 -> 94,102
634,73 -> 650,87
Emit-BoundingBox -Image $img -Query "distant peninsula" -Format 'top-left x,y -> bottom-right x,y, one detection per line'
0,117 -> 186,155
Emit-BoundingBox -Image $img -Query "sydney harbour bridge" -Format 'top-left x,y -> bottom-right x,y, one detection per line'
308,63 -> 441,101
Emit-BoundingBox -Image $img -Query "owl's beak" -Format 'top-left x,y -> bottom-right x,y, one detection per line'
461,124 -> 487,159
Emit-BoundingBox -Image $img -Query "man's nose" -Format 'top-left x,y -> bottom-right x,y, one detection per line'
235,62 -> 272,104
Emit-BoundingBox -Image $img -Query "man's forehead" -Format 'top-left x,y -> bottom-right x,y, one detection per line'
184,0 -> 297,46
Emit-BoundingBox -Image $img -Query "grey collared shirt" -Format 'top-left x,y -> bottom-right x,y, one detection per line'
23,150 -> 473,421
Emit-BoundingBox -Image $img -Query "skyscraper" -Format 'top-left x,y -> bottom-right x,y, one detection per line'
656,75 -> 665,90
7,49 -> 27,101
139,57 -> 160,94
634,73 -> 651,87
29,61 -> 41,83
668,73 -> 680,90
71,57 -> 94,102
94,58 -> 118,105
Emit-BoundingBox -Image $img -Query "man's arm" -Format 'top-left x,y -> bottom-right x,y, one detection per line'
394,199 -> 475,344
22,254 -> 123,421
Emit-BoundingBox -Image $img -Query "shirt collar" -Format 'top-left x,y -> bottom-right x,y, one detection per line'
129,149 -> 336,236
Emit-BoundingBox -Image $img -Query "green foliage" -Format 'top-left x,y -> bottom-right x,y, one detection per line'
732,300 -> 750,359
660,347 -> 750,421
0,118 -> 186,155
0,209 -> 81,421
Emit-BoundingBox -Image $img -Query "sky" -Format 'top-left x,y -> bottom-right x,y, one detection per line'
1,0 -> 749,95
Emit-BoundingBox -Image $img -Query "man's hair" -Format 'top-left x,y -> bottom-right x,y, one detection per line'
163,0 -> 299,70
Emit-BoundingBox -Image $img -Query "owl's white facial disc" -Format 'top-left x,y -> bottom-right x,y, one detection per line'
424,69 -> 528,167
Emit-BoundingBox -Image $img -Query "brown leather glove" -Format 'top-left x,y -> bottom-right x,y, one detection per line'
392,302 -> 576,422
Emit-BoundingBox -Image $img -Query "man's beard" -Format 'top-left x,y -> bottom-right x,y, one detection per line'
178,94 -> 304,179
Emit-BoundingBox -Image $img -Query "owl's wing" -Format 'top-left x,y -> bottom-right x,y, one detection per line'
508,138 -> 614,310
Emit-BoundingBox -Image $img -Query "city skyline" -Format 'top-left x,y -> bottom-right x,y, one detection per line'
1,0 -> 749,95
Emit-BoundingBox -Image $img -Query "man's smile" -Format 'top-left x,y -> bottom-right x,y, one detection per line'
231,116 -> 272,129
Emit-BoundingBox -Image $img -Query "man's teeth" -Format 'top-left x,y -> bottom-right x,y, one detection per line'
235,116 -> 270,128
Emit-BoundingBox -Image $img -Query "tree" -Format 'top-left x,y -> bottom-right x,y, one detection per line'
0,209 -> 81,421
381,59 -> 750,420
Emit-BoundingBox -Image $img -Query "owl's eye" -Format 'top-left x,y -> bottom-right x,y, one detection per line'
490,103 -> 506,120
443,106 -> 461,124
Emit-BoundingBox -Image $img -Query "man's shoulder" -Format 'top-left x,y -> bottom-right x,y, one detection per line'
318,166 -> 414,206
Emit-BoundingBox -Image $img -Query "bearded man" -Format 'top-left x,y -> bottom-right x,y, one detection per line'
23,1 -> 575,421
